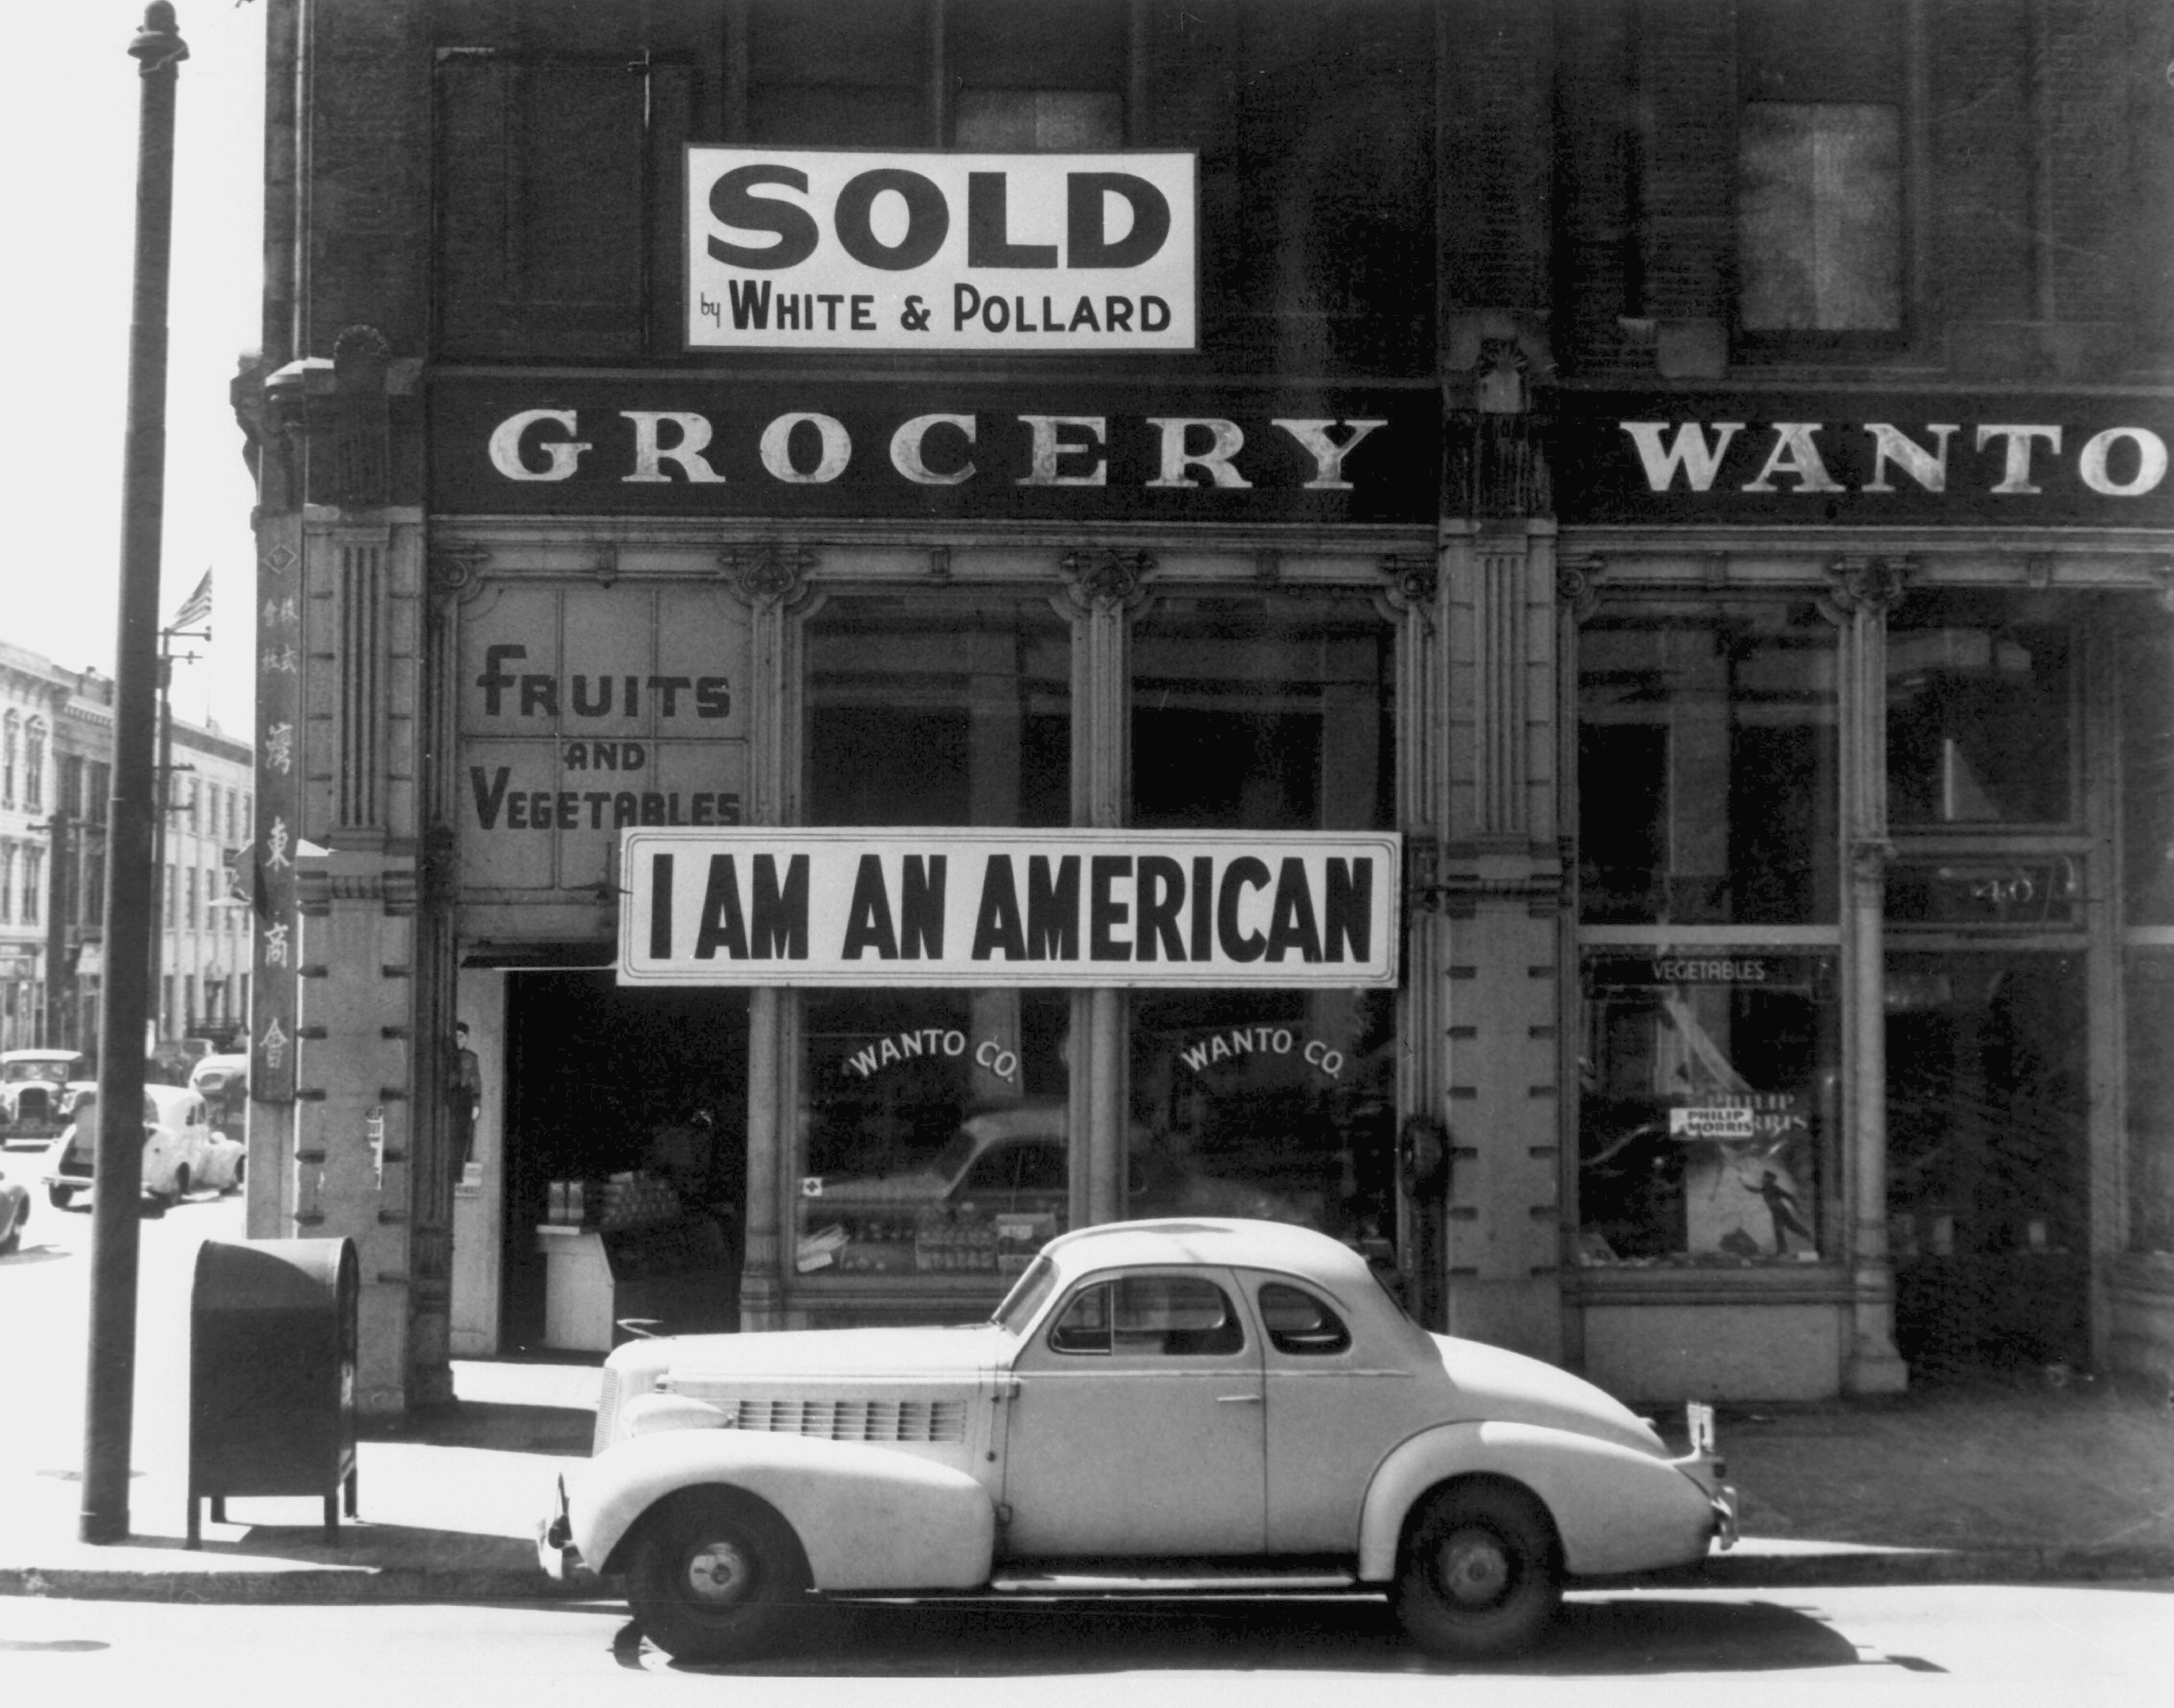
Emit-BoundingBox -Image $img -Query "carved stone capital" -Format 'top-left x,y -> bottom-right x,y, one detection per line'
426,544 -> 490,604
719,542 -> 819,609
1061,547 -> 1156,612
1557,555 -> 1605,622
1825,554 -> 1915,616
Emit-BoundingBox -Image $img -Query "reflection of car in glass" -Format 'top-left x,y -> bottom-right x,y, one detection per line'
1,1051 -> 91,1149
540,1218 -> 1737,1667
42,1084 -> 217,1210
818,1104 -> 1069,1216
0,1160 -> 29,1255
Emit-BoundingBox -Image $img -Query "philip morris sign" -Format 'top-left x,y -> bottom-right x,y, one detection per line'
685,148 -> 1197,352
620,829 -> 1400,988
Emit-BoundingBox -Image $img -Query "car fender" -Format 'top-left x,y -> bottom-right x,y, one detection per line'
1356,1419 -> 1717,1580
572,1426 -> 997,1592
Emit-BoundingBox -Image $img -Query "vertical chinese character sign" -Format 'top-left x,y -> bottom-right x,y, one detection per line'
254,555 -> 303,1101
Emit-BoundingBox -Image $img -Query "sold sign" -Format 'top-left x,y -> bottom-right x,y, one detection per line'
685,147 -> 1197,353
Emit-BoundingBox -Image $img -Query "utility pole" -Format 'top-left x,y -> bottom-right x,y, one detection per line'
43,809 -> 73,1049
83,1 -> 187,1546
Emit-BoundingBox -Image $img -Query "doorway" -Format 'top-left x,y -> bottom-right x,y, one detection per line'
1885,952 -> 2089,1375
498,971 -> 749,1354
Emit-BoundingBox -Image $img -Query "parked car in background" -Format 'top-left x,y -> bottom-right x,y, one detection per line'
0,1051 -> 91,1150
541,1218 -> 1736,1666
189,1052 -> 250,1138
43,1084 -> 217,1210
0,1159 -> 29,1255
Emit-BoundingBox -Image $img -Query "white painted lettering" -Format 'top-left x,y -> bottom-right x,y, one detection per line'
1144,417 -> 1253,489
1271,418 -> 1387,490
622,412 -> 727,483
1977,425 -> 2062,494
758,412 -> 851,483
489,409 -> 591,481
1618,421 -> 1744,491
2077,426 -> 2168,497
1741,423 -> 1843,494
1863,422 -> 1958,494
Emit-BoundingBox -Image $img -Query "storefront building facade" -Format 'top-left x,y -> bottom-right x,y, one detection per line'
242,0 -> 2174,1416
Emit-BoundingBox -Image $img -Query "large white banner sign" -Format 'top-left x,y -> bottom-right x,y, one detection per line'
621,829 -> 1400,986
685,148 -> 1197,352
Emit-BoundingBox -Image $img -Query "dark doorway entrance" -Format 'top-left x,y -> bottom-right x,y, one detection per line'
1886,952 -> 2089,1375
499,972 -> 749,1355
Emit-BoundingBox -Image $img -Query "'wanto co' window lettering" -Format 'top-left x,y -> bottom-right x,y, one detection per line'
1579,953 -> 1838,1266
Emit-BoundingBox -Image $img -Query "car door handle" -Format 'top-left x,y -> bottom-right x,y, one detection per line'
1215,1393 -> 1263,1405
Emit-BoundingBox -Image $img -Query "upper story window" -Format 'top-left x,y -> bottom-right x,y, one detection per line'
88,762 -> 110,827
22,719 -> 44,811
1735,0 -> 1904,349
2121,607 -> 2174,926
2,712 -> 16,807
0,843 -> 14,925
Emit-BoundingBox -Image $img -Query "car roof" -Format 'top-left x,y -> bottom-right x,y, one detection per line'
1040,1216 -> 1380,1287
144,1084 -> 205,1119
2,1050 -> 85,1063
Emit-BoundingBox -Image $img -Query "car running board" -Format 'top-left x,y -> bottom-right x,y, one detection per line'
987,1565 -> 1362,1596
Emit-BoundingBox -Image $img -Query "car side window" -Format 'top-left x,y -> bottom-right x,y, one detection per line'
1047,1275 -> 1245,1356
1258,1282 -> 1351,1356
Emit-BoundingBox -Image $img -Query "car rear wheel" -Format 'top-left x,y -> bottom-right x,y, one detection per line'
626,1487 -> 811,1665
1392,1478 -> 1562,1661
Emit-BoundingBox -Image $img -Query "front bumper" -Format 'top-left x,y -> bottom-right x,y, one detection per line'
535,1474 -> 595,1584
1670,1401 -> 1738,1551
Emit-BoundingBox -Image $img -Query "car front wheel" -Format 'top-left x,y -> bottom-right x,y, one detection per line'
1392,1478 -> 1562,1661
626,1487 -> 811,1665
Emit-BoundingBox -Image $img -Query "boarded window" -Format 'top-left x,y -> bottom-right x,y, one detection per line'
1737,103 -> 1902,333
436,58 -> 687,359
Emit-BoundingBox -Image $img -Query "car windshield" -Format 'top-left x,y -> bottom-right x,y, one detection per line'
990,1254 -> 1059,1334
929,1127 -> 982,1181
3,1061 -> 72,1084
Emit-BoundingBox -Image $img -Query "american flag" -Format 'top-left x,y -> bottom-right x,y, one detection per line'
171,569 -> 213,633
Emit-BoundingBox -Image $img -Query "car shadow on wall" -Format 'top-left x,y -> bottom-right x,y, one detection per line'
625,1593 -> 1871,1676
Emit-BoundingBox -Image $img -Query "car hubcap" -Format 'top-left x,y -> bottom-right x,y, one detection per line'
1436,1527 -> 1512,1608
682,1537 -> 753,1606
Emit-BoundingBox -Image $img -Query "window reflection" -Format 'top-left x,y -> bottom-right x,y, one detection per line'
1888,591 -> 2072,827
1579,953 -> 1837,1265
1579,599 -> 1838,925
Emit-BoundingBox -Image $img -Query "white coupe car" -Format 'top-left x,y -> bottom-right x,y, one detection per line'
541,1218 -> 1734,1665
43,1084 -> 222,1209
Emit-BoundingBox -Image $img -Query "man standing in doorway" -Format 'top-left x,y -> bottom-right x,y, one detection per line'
449,1019 -> 483,1182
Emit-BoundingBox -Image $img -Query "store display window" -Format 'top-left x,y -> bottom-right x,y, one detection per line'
2127,959 -> 2174,1255
798,988 -> 1072,1277
1124,596 -> 1397,1255
805,593 -> 1071,829
1577,952 -> 1839,1266
1128,988 -> 1397,1255
1888,590 -> 2073,828
2120,609 -> 2174,926
799,593 -> 1076,1281
1579,597 -> 1838,925
1132,594 -> 1394,835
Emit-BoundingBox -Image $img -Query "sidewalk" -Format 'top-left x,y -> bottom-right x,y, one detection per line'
2,1358 -> 2168,1604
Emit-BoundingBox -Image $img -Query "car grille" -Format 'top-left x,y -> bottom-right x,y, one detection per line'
705,1396 -> 967,1443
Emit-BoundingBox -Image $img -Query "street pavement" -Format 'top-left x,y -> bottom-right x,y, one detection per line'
2,1186 -> 2172,1608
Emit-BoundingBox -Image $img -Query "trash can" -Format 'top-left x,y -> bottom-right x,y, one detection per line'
188,1237 -> 359,1547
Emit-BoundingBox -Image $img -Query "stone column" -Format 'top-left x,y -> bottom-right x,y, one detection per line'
725,544 -> 819,1332
1828,556 -> 1911,1396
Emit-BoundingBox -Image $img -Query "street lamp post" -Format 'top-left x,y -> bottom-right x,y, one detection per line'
83,2 -> 188,1546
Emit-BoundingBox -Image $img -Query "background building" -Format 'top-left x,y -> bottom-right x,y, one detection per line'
241,0 -> 2174,1418
0,637 -> 253,1064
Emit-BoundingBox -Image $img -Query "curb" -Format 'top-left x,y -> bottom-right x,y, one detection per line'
6,1547 -> 2170,1606
0,1563 -> 599,1606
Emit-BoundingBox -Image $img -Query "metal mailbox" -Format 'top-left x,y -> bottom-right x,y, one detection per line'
188,1237 -> 359,1547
